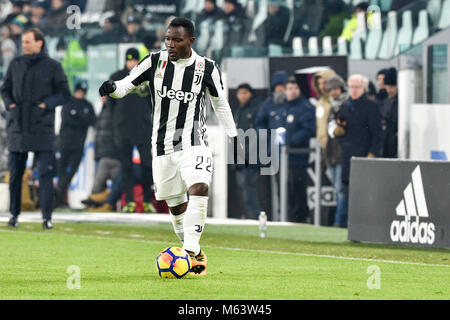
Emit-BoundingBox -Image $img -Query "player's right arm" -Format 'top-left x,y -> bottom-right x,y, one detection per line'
99,53 -> 154,98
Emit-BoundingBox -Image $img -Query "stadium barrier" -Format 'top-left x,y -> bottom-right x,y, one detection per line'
348,158 -> 450,249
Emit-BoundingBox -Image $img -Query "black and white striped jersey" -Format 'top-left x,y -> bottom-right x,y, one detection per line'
110,49 -> 237,157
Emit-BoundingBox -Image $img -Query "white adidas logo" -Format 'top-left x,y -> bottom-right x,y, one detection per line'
390,166 -> 435,245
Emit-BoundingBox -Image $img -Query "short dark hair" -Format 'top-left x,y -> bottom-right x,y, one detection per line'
285,76 -> 299,86
355,2 -> 369,11
168,17 -> 195,38
24,27 -> 45,47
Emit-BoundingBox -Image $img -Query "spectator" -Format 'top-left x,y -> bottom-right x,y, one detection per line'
121,15 -> 146,43
233,83 -> 262,220
0,104 -> 7,173
255,71 -> 289,220
259,2 -> 291,46
312,68 -> 337,152
81,99 -> 121,207
88,162 -> 146,212
1,25 -> 17,72
376,68 -> 388,102
1,0 -> 25,25
318,0 -> 348,42
292,0 -> 325,40
283,77 -> 316,223
195,0 -> 225,32
223,0 -> 249,46
334,74 -> 382,227
367,81 -> 377,101
29,1 -> 47,29
380,67 -> 398,158
1,28 -> 70,229
10,15 -> 28,52
84,15 -> 124,46
108,48 -> 155,213
43,0 -> 69,34
325,75 -> 348,228
340,2 -> 373,41
55,81 -> 96,208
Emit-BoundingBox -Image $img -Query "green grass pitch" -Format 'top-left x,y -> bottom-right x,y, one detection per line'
0,221 -> 449,300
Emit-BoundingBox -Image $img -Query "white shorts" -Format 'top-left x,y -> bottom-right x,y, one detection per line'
152,146 -> 213,203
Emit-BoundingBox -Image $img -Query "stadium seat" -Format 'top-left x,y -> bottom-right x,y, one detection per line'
337,37 -> 348,55
284,0 -> 295,43
247,0 -> 268,43
364,10 -> 382,59
181,0 -> 204,15
379,0 -> 392,12
308,37 -> 319,56
350,33 -> 365,59
268,44 -> 283,56
427,0 -> 442,29
395,10 -> 413,55
412,10 -> 430,46
195,21 -> 210,54
292,37 -> 304,56
438,0 -> 450,30
80,0 -> 106,24
209,20 -> 224,54
378,11 -> 398,59
322,36 -> 333,56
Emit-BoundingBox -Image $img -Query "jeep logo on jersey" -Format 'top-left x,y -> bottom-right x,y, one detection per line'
390,166 -> 435,245
158,86 -> 195,103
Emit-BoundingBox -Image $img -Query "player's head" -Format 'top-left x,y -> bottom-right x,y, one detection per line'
22,27 -> 45,55
285,76 -> 301,102
384,67 -> 398,98
348,74 -> 369,100
237,83 -> 253,107
166,17 -> 195,61
125,47 -> 140,70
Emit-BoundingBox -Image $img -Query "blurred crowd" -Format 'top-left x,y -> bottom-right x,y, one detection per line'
0,0 -> 401,226
231,66 -> 398,227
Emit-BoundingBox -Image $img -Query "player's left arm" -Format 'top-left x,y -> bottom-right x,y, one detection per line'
204,62 -> 237,138
99,54 -> 153,98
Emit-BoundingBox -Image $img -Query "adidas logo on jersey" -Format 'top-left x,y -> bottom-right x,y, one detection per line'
158,86 -> 195,103
390,166 -> 435,245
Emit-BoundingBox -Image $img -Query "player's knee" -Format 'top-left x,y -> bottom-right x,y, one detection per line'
170,202 -> 188,215
188,183 -> 209,197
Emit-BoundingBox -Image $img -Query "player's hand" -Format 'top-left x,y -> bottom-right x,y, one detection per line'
367,153 -> 376,159
99,80 -> 116,97
231,136 -> 249,168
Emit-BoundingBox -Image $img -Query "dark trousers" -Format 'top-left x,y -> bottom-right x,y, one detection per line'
57,147 -> 83,197
9,151 -> 55,220
287,166 -> 309,223
117,141 -> 152,203
235,167 -> 261,219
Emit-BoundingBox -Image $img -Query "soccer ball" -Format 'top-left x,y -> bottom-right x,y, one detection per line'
155,247 -> 192,279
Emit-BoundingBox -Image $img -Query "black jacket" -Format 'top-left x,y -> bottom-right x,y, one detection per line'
58,96 -> 96,151
224,4 -> 250,46
109,68 -> 153,147
381,94 -> 398,158
234,96 -> 261,168
337,94 -> 382,184
260,5 -> 291,46
94,103 -> 120,161
1,47 -> 70,152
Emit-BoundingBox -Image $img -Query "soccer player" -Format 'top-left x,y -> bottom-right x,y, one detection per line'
99,17 -> 245,276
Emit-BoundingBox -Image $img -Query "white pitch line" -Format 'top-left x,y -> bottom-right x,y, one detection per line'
1,229 -> 448,269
